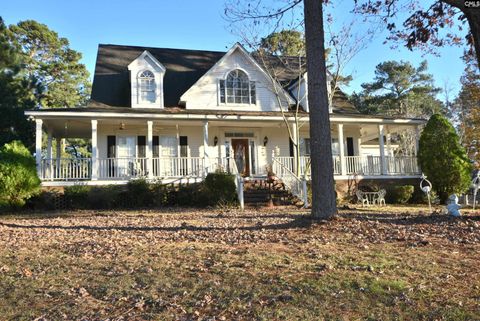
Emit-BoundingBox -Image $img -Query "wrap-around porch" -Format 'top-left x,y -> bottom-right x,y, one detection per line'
30,113 -> 423,185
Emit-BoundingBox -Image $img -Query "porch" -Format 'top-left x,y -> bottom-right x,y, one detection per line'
27,109 -> 425,186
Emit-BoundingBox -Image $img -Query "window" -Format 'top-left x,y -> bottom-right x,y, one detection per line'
139,70 -> 156,103
300,138 -> 311,156
331,138 -> 340,156
219,69 -> 256,105
160,136 -> 177,157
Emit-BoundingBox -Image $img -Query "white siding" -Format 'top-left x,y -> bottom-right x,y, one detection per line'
181,48 -> 290,111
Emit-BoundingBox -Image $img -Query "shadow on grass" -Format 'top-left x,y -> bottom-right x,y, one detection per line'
0,215 -> 316,233
340,211 -> 480,225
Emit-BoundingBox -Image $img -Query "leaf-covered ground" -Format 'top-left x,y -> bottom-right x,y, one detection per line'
0,206 -> 479,320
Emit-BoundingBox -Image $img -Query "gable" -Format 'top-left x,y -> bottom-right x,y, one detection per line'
180,44 -> 294,111
90,44 -> 224,108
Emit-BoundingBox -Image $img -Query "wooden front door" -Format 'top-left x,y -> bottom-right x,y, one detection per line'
232,139 -> 250,177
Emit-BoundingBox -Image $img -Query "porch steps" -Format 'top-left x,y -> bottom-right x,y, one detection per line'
243,179 -> 302,208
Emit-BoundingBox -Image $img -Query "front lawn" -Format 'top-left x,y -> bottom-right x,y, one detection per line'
0,206 -> 479,320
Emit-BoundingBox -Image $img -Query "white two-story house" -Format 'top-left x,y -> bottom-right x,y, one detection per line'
25,43 -> 424,195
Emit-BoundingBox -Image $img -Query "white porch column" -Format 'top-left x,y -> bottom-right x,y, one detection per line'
386,130 -> 392,157
35,119 -> 43,178
147,121 -> 153,179
91,120 -> 98,180
337,123 -> 346,176
378,124 -> 387,175
46,133 -> 53,180
357,137 -> 362,156
203,121 -> 209,175
292,121 -> 298,175
56,137 -> 61,178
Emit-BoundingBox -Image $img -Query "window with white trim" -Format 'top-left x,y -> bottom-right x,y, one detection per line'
219,69 -> 256,105
138,70 -> 156,103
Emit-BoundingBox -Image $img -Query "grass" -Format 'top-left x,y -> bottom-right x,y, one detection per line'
0,205 -> 479,320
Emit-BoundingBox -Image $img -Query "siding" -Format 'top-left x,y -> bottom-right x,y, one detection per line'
181,48 -> 290,111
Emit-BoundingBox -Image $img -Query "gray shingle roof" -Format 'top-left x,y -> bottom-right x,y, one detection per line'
90,43 -> 357,112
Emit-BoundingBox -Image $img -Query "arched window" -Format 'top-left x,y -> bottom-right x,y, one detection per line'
219,69 -> 256,105
138,70 -> 156,103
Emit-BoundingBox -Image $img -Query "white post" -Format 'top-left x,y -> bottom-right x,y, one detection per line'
378,124 -> 387,175
238,176 -> 244,210
46,133 -> 52,180
386,131 -> 392,157
203,121 -> 209,175
56,137 -> 61,179
337,123 -> 346,176
91,120 -> 98,180
147,120 -> 153,179
35,119 -> 43,179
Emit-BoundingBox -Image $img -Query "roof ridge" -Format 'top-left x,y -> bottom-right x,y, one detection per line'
98,43 -> 227,54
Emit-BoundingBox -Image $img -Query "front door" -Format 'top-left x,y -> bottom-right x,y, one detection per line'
232,139 -> 250,177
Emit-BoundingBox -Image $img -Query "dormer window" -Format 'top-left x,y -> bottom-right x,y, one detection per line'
139,70 -> 156,103
219,69 -> 256,105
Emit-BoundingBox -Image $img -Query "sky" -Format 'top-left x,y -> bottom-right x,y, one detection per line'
1,0 -> 467,99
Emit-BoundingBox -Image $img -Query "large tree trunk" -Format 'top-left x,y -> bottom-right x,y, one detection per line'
443,0 -> 480,68
465,10 -> 480,67
304,0 -> 337,219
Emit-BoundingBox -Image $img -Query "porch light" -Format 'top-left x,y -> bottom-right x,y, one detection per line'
263,136 -> 268,146
213,136 -> 218,146
119,122 -> 125,130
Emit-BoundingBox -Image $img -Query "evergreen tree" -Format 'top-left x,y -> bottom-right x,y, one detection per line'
9,20 -> 90,108
0,17 -> 37,149
352,60 -> 444,118
418,114 -> 472,203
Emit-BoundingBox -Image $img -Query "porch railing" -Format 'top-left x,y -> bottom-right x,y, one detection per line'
272,157 -> 308,207
273,155 -> 420,177
40,158 -> 91,181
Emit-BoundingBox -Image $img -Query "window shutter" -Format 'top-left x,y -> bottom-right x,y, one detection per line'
219,80 -> 225,103
346,137 -> 354,156
137,136 -> 146,158
179,136 -> 188,157
153,136 -> 159,158
107,136 -> 116,158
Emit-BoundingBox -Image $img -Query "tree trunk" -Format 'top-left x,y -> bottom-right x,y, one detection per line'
465,10 -> 480,68
442,0 -> 480,68
304,0 -> 337,219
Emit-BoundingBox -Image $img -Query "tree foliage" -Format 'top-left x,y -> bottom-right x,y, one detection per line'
351,60 -> 443,118
452,52 -> 480,164
9,20 -> 90,108
259,29 -> 305,56
418,114 -> 472,203
0,17 -> 38,149
0,140 -> 41,208
354,1 -> 480,68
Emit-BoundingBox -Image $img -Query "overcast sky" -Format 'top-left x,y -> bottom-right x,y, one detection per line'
1,0 -> 466,99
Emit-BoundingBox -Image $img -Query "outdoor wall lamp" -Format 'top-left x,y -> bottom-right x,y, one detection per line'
119,122 -> 125,130
263,136 -> 269,146
214,136 -> 218,146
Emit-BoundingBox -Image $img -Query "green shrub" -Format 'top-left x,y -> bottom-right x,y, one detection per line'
0,141 -> 41,209
204,172 -> 237,205
387,185 -> 414,204
64,185 -> 91,209
418,114 -> 472,203
26,190 -> 58,211
124,179 -> 153,208
89,185 -> 123,209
